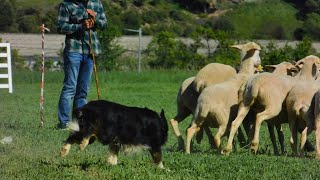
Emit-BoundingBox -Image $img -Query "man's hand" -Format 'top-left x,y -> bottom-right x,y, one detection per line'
82,18 -> 94,30
87,9 -> 96,20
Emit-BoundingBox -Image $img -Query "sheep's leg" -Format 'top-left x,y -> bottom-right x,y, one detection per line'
203,126 -> 216,149
236,127 -> 247,148
300,127 -> 308,158
251,106 -> 279,154
186,122 -> 201,154
267,123 -> 280,156
213,109 -> 228,150
195,127 -> 204,144
170,118 -> 186,150
275,124 -> 286,155
214,124 -> 228,151
315,115 -> 320,159
107,143 -> 120,165
289,119 -> 298,156
222,103 -> 250,155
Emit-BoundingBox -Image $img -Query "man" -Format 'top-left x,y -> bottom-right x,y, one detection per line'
56,0 -> 107,129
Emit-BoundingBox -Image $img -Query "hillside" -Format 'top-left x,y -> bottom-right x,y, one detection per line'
1,0 -> 320,40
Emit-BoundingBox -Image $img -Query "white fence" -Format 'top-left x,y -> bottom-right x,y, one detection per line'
0,43 -> 13,93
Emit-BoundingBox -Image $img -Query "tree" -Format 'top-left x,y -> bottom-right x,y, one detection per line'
145,31 -> 206,69
303,13 -> 320,40
0,0 -> 16,32
97,23 -> 125,71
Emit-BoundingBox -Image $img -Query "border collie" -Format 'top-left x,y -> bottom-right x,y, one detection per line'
60,100 -> 168,168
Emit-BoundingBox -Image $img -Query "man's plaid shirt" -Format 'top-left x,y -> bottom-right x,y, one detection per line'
57,0 -> 107,55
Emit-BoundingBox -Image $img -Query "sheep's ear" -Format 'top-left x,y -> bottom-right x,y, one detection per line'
312,63 -> 319,77
246,42 -> 261,51
230,44 -> 243,50
295,59 -> 305,69
264,65 -> 277,72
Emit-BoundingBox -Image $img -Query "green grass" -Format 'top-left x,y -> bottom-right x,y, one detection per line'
1,70 -> 320,179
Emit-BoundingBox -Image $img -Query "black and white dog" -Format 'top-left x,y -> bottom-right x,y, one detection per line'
60,100 -> 168,168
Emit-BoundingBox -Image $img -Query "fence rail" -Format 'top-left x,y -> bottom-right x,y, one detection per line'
0,43 -> 13,93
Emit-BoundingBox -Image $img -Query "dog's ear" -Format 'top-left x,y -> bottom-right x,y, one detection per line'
160,109 -> 166,120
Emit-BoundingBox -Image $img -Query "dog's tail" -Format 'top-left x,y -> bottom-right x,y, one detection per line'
160,109 -> 168,146
68,120 -> 80,132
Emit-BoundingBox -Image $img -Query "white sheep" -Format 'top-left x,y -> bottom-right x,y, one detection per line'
313,90 -> 320,159
185,42 -> 262,154
253,62 -> 299,155
223,55 -> 320,155
193,63 -> 237,93
285,57 -> 320,157
170,63 -> 237,150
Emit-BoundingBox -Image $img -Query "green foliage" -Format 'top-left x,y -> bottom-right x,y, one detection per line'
303,13 -> 320,40
97,24 -> 125,71
223,1 -> 302,40
11,49 -> 28,70
133,0 -> 146,6
0,0 -> 16,32
122,10 -> 142,30
145,31 -> 206,69
261,38 -> 317,65
32,55 -> 56,72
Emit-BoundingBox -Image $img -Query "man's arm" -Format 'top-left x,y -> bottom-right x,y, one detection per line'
93,1 -> 107,30
57,3 -> 82,34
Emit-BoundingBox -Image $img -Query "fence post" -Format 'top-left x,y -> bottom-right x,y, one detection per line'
0,43 -> 13,93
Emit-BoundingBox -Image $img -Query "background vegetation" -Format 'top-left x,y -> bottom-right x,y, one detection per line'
1,71 -> 320,179
1,0 -> 320,71
1,0 -> 320,40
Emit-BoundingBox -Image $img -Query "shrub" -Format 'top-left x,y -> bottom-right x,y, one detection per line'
145,31 -> 206,69
98,23 -> 125,71
122,10 -> 142,31
260,37 -> 316,66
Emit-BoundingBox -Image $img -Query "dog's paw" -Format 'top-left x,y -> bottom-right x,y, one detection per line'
60,144 -> 71,157
107,154 -> 118,165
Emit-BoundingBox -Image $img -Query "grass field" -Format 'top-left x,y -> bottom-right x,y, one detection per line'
1,70 -> 320,179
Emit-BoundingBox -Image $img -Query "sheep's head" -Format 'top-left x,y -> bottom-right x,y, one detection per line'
265,62 -> 298,76
231,42 -> 262,71
295,55 -> 320,79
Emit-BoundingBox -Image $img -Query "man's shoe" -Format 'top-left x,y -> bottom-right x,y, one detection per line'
56,123 -> 68,130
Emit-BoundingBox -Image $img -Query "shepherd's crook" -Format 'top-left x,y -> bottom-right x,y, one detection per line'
88,29 -> 101,100
39,24 -> 50,128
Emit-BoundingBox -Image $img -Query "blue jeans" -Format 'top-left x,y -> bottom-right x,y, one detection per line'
58,52 -> 93,126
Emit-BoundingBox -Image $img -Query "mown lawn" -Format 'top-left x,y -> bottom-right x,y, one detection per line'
1,70 -> 320,179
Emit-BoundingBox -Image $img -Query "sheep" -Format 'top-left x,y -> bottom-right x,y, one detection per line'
314,90 -> 320,159
193,63 -> 237,93
170,63 -> 237,150
285,58 -> 320,157
223,55 -> 320,155
185,42 -> 262,154
255,62 -> 299,155
286,81 -> 320,157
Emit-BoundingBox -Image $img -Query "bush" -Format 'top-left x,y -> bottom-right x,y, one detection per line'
98,23 -> 125,71
122,10 -> 142,31
260,38 -> 316,66
145,31 -> 206,69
